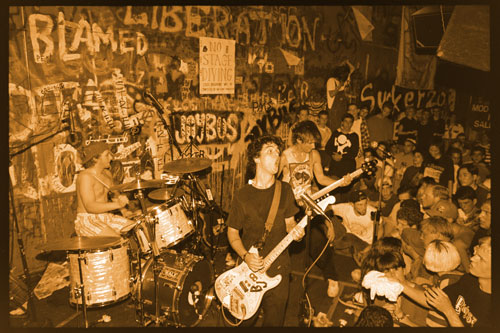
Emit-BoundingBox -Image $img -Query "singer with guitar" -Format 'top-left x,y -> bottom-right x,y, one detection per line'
225,135 -> 305,326
280,119 -> 353,298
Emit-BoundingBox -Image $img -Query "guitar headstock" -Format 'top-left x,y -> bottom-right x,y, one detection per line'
361,159 -> 378,175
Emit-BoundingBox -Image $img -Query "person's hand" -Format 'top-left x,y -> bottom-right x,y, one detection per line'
291,225 -> 305,242
342,174 -> 353,186
332,152 -> 342,162
424,287 -> 454,314
244,252 -> 264,272
115,194 -> 129,208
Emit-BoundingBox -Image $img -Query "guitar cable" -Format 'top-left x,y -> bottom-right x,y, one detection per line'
220,301 -> 246,327
301,217 -> 334,328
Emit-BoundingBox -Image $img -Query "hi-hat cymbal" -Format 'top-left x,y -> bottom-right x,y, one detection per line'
163,158 -> 211,174
38,236 -> 122,252
148,188 -> 185,201
110,179 -> 166,192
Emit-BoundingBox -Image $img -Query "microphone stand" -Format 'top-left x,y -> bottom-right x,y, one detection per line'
8,129 -> 66,327
143,91 -> 183,159
372,154 -> 389,243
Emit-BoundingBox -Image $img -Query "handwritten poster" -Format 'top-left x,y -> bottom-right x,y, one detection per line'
199,37 -> 235,95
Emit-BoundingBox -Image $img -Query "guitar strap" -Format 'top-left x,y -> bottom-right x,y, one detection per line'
255,180 -> 281,252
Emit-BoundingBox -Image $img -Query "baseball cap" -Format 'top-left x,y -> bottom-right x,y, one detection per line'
350,190 -> 367,203
405,138 -> 417,146
80,141 -> 109,164
427,200 -> 458,221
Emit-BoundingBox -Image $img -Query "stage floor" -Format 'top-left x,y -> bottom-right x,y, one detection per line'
9,242 -> 361,328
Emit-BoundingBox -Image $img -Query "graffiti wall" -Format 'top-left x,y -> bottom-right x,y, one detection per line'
8,5 -> 410,272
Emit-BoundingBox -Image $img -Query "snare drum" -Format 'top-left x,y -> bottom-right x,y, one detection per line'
67,241 -> 131,307
147,196 -> 194,250
141,251 -> 214,327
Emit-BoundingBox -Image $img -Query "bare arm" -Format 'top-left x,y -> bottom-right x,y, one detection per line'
78,173 -> 126,214
425,287 -> 464,327
311,150 -> 343,186
227,226 -> 263,272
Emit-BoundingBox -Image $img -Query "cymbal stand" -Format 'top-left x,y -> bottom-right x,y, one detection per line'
144,213 -> 163,326
75,250 -> 89,328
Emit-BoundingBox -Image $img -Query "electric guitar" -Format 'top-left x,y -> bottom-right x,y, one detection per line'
214,160 -> 377,320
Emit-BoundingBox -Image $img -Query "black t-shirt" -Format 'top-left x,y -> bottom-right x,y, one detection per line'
226,181 -> 299,276
424,155 -> 454,186
416,122 -> 433,151
429,118 -> 446,137
398,117 -> 418,143
443,274 -> 491,327
325,130 -> 359,177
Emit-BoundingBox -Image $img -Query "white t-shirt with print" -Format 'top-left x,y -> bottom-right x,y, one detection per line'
331,202 -> 377,244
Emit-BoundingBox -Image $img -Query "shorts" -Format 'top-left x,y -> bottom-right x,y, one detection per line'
74,212 -> 132,237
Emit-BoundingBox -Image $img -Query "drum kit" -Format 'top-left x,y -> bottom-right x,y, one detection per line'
38,157 -> 229,327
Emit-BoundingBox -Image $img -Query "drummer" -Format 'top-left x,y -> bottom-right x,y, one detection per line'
74,142 -> 133,237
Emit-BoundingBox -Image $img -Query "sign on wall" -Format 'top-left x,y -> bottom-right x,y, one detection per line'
468,96 -> 490,130
199,37 -> 235,95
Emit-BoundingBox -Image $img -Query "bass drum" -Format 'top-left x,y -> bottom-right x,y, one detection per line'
141,251 -> 214,327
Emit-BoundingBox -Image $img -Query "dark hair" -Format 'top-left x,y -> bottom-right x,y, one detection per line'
318,110 -> 328,118
382,101 -> 393,110
331,64 -> 350,82
418,176 -> 437,188
361,237 -> 404,279
291,120 -> 321,145
375,251 -> 406,272
455,185 -> 477,201
245,135 -> 283,182
458,163 -> 479,176
341,113 -> 355,121
471,145 -> 485,155
354,305 -> 394,327
397,184 -> 412,196
397,206 -> 424,227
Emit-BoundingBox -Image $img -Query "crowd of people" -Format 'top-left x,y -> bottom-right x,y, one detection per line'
293,101 -> 491,327
224,99 -> 491,327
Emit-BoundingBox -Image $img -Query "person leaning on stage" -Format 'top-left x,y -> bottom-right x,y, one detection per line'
225,135 -> 305,327
74,142 -> 132,237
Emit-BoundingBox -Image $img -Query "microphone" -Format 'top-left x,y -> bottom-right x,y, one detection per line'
370,141 -> 393,159
143,90 -> 165,115
300,192 -> 332,222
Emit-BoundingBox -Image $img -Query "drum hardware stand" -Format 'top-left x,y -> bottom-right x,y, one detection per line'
75,250 -> 89,328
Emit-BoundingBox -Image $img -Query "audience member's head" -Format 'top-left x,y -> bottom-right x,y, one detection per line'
471,146 -> 486,164
478,199 -> 491,230
418,216 -> 454,246
419,184 -> 449,209
448,147 -> 462,165
317,110 -> 329,127
426,199 -> 458,222
403,138 -> 417,154
469,236 -> 491,279
454,186 -> 477,214
397,205 -> 424,228
297,106 -> 310,122
457,163 -> 479,188
354,305 -> 394,327
350,190 -> 368,215
428,140 -> 444,160
423,240 -> 461,273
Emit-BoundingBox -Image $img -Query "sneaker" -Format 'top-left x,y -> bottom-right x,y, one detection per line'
339,290 -> 365,309
327,279 -> 340,298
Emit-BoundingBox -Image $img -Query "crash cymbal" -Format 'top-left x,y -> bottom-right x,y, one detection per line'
148,188 -> 185,201
110,179 -> 166,192
38,236 -> 122,252
163,157 -> 212,174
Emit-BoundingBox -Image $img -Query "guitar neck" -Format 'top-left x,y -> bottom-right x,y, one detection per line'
262,217 -> 307,272
310,168 -> 364,200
